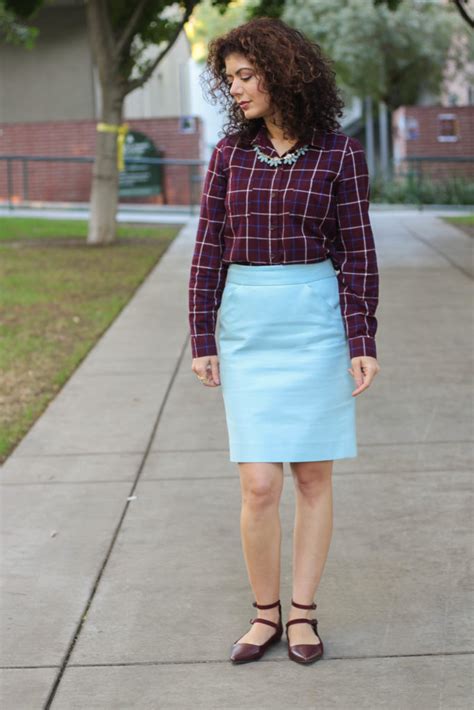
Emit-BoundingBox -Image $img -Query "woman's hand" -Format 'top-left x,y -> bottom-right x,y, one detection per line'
192,355 -> 221,387
348,356 -> 380,396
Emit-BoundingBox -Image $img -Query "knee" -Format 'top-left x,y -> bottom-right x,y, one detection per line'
241,477 -> 280,511
291,461 -> 333,500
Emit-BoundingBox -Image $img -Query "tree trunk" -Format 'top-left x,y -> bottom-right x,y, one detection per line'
378,101 -> 390,182
87,89 -> 123,245
84,1 -> 195,245
364,95 -> 375,177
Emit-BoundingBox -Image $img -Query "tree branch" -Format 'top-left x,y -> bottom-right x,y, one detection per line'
452,0 -> 474,28
114,0 -> 148,58
124,7 -> 195,96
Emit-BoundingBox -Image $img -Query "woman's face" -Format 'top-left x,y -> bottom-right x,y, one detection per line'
224,52 -> 273,120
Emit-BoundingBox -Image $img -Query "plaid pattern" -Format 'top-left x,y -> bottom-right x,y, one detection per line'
188,122 -> 379,360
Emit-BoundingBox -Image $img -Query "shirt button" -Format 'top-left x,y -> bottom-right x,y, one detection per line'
270,224 -> 277,231
271,191 -> 277,198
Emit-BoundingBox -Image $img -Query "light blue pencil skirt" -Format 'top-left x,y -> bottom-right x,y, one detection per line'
217,258 -> 357,463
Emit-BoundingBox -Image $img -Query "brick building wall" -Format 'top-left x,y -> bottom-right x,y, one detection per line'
392,105 -> 474,180
0,117 -> 204,206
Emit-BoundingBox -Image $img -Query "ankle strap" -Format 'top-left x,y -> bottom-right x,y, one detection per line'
291,598 -> 317,609
252,599 -> 281,610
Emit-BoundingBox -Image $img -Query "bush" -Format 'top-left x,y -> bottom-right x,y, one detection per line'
371,174 -> 474,205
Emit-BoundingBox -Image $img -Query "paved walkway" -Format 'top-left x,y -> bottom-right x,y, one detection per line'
0,204 -> 197,223
1,210 -> 472,709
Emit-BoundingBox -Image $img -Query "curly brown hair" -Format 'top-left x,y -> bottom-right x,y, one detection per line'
200,16 -> 345,145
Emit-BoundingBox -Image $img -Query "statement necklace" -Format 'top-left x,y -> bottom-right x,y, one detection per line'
253,143 -> 310,167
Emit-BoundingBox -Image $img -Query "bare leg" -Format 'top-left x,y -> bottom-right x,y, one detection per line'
234,461 -> 284,645
287,460 -> 334,645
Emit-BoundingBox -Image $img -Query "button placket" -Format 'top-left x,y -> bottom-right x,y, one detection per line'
269,170 -> 284,262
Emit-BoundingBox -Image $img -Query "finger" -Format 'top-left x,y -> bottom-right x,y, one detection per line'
352,360 -> 365,387
211,360 -> 220,385
200,362 -> 216,387
352,378 -> 369,396
348,359 -> 379,395
350,360 -> 366,396
352,364 -> 378,395
362,366 -> 377,387
203,362 -> 215,386
196,368 -> 209,385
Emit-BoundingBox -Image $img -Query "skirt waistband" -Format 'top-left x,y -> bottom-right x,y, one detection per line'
226,258 -> 335,285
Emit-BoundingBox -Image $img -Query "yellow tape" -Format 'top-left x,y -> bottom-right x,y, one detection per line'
96,122 -> 129,171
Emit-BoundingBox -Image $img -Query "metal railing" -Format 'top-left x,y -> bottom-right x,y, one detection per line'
371,155 -> 474,205
398,155 -> 474,179
2,153 -> 472,213
0,154 -> 207,214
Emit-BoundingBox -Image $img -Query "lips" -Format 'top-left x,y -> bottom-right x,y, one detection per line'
239,101 -> 251,109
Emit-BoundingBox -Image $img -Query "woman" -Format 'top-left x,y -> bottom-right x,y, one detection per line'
188,17 -> 380,665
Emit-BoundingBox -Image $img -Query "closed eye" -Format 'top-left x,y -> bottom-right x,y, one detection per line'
226,77 -> 251,86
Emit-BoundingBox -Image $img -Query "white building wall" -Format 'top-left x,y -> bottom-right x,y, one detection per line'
123,31 -> 193,119
187,59 -> 227,163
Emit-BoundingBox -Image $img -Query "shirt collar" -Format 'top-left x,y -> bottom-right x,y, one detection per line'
249,122 -> 326,152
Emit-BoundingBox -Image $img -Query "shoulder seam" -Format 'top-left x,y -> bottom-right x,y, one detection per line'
335,136 -> 351,181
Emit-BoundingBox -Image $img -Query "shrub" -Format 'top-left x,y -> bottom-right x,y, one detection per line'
371,174 -> 474,205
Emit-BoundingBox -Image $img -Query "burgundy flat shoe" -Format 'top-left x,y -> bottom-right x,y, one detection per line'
230,598 -> 283,664
285,598 -> 324,664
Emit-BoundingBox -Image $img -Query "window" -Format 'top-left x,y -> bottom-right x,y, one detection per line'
437,113 -> 459,142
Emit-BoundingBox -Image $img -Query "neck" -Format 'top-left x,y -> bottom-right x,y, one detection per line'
263,113 -> 294,142
264,120 -> 283,141
264,117 -> 297,143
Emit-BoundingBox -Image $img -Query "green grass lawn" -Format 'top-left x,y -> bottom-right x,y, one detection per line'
0,217 -> 175,243
441,214 -> 474,237
0,217 -> 184,463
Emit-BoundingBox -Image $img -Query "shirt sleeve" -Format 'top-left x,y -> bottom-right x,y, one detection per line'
331,136 -> 379,360
188,140 -> 229,359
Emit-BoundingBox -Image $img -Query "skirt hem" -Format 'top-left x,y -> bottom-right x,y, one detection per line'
229,446 -> 358,463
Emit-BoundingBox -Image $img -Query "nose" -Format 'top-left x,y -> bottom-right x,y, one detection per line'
228,79 -> 243,97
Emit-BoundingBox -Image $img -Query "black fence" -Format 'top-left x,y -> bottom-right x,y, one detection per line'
1,153 -> 472,212
396,155 -> 474,181
0,154 -> 207,214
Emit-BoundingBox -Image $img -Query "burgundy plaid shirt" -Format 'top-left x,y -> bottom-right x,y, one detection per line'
188,122 -> 379,360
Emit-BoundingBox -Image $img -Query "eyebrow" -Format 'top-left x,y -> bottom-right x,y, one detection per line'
224,67 -> 253,78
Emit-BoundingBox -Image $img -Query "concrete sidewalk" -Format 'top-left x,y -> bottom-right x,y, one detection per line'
0,205 -> 195,224
1,210 -> 472,709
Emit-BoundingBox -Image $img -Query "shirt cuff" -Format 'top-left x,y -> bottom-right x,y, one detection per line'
191,334 -> 218,359
348,336 -> 377,360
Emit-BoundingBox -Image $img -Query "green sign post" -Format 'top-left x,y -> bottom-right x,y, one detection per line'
119,130 -> 163,197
